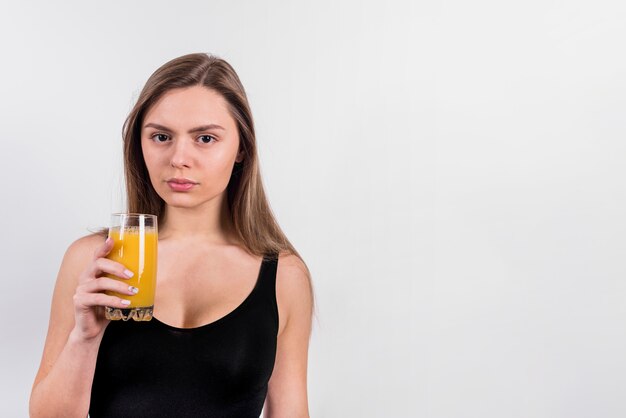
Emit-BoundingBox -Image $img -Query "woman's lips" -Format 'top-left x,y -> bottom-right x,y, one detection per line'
167,181 -> 196,192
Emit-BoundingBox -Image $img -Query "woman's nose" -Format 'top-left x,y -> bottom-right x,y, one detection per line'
170,138 -> 192,168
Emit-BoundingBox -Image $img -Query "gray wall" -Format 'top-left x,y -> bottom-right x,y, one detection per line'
1,0 -> 624,417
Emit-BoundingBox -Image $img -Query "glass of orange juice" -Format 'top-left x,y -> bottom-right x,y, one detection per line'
104,213 -> 158,321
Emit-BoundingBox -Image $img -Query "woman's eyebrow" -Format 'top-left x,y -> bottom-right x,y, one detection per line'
143,122 -> 225,132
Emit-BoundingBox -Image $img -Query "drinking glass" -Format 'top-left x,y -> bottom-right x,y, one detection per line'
104,213 -> 158,321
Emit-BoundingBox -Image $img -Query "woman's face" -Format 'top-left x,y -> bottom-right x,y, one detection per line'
141,85 -> 243,209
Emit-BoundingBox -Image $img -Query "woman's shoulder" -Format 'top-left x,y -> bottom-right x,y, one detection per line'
60,232 -> 107,271
275,252 -> 312,307
276,251 -> 309,277
68,231 -> 106,253
275,251 -> 314,334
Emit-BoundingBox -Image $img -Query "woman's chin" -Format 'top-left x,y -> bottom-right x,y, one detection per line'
162,195 -> 220,209
165,199 -> 197,208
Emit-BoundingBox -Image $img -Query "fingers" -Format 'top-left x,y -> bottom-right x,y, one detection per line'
84,238 -> 134,280
89,258 -> 134,280
74,277 -> 138,309
91,238 -> 132,276
73,291 -> 132,310
81,276 -> 139,296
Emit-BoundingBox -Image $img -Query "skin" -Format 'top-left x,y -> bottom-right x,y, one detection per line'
30,86 -> 313,418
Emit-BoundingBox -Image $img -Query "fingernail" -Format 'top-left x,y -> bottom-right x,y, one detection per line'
121,299 -> 131,305
124,269 -> 134,278
129,286 -> 139,294
106,237 -> 112,245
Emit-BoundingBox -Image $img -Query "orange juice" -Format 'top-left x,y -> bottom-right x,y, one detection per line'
105,226 -> 158,309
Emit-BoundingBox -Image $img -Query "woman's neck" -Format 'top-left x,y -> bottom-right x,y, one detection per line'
158,199 -> 238,245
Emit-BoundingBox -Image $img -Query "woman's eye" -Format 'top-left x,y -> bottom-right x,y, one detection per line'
152,133 -> 169,142
150,133 -> 215,144
198,135 -> 216,144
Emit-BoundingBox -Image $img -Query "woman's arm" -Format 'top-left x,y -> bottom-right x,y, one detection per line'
29,235 -> 136,418
264,253 -> 314,418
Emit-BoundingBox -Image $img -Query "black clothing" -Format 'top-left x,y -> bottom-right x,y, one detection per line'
89,254 -> 279,418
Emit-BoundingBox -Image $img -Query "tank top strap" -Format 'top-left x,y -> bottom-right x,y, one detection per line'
255,252 -> 279,326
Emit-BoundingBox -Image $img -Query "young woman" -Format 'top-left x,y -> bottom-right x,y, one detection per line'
29,53 -> 315,418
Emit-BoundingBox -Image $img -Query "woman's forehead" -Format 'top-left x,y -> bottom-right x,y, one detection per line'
144,86 -> 234,131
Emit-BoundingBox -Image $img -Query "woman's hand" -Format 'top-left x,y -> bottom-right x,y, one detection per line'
71,237 -> 137,341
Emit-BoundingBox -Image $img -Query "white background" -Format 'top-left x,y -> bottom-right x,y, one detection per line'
1,1 -> 625,417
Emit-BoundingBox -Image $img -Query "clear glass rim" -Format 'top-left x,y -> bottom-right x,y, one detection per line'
110,213 -> 158,229
111,212 -> 157,219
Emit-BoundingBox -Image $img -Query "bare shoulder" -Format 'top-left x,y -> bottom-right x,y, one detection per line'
54,232 -> 106,296
53,229 -> 106,303
277,251 -> 309,276
276,252 -> 312,302
53,231 -> 108,311
65,232 -> 106,263
275,251 -> 314,336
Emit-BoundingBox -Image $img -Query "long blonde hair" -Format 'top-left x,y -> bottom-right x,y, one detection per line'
96,53 -> 315,316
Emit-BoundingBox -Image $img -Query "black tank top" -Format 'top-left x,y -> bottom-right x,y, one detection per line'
89,253 -> 279,418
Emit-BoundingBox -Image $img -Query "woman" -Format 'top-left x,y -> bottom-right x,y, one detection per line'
29,53 -> 315,418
